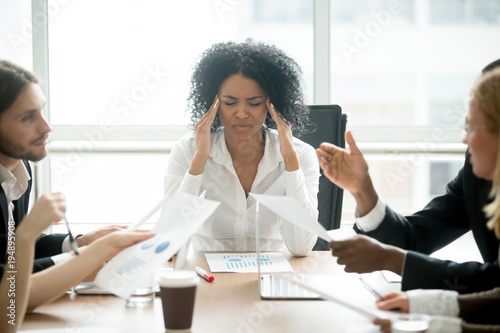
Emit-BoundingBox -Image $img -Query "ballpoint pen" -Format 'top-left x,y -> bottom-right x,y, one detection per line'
63,216 -> 79,255
359,277 -> 385,300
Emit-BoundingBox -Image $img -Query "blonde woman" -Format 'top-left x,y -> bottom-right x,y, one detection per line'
373,67 -> 500,332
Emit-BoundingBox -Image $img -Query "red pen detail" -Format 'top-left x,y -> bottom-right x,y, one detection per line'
195,266 -> 215,282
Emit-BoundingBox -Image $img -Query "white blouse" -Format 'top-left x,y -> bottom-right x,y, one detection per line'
164,128 -> 319,256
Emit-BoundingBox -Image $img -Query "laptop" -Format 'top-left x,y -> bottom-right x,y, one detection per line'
255,201 -> 333,300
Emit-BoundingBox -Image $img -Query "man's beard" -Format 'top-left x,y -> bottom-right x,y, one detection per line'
0,132 -> 48,162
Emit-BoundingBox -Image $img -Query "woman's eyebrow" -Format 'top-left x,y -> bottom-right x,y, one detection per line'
221,95 -> 264,100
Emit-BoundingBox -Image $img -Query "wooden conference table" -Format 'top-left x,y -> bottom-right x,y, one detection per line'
21,251 -> 392,333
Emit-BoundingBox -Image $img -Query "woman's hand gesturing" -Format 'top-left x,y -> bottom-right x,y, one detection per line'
189,96 -> 219,175
267,98 -> 299,171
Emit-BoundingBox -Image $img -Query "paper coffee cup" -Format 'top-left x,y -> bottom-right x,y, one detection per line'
158,270 -> 200,332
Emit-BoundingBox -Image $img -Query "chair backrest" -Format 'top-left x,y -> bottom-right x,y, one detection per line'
298,105 -> 347,250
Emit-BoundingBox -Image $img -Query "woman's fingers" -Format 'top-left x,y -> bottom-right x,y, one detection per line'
195,96 -> 219,130
267,99 -> 291,128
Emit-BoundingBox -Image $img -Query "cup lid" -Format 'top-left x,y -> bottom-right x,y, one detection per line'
157,270 -> 199,288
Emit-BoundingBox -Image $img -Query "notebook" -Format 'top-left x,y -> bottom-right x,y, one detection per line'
255,201 -> 333,300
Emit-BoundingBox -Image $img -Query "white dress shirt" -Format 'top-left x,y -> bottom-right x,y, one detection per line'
354,197 -> 387,232
0,162 -> 73,265
164,128 -> 319,256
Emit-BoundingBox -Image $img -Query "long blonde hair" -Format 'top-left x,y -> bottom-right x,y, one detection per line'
473,67 -> 500,238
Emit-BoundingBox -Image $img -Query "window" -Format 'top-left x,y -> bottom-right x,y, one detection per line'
430,0 -> 500,25
48,0 -> 314,126
0,0 -> 33,69
331,0 -> 500,221
44,0 -> 313,226
4,0 -> 500,229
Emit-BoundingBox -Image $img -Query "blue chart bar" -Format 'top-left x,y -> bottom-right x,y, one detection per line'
221,254 -> 276,268
117,256 -> 147,276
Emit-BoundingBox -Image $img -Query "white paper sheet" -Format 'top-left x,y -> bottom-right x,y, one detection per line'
327,227 -> 357,241
205,252 -> 293,273
249,193 -> 333,242
131,194 -> 171,229
95,192 -> 220,298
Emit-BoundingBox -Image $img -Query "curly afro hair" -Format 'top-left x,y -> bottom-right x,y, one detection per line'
187,40 -> 312,135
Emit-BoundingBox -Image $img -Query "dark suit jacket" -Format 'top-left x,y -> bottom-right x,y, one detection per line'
356,151 -> 500,293
0,160 -> 67,278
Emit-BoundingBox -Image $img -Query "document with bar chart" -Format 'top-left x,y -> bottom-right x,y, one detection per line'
205,252 -> 293,273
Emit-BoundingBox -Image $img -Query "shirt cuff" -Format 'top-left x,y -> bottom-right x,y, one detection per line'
284,168 -> 304,195
179,171 -> 203,196
50,252 -> 72,265
427,316 -> 462,333
407,289 -> 460,316
61,235 -> 71,253
355,197 -> 386,232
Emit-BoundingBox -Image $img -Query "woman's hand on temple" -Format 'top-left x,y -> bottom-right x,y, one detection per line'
267,98 -> 299,171
190,96 -> 220,175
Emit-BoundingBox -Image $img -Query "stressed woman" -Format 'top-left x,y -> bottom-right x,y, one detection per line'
164,41 -> 319,256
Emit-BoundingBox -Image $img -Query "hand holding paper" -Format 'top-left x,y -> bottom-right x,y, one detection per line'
94,192 -> 220,298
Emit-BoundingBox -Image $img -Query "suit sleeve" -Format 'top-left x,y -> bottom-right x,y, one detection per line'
402,252 -> 500,293
355,162 -> 500,292
34,234 -> 67,258
355,167 -> 470,254
0,257 -> 55,278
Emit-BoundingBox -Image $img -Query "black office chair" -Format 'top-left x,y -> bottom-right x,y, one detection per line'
299,105 -> 347,250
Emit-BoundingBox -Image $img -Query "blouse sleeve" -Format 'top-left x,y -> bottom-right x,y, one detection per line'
164,136 -> 203,198
280,143 -> 320,256
407,289 -> 459,316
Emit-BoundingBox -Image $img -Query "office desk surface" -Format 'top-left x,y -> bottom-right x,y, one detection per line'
21,251 -> 386,333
